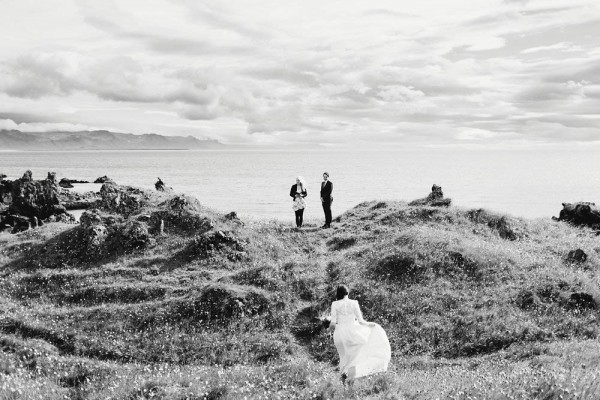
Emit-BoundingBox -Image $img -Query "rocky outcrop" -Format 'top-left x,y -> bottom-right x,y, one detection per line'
409,184 -> 452,207
556,202 -> 600,230
98,182 -> 149,216
0,171 -> 75,232
94,176 -> 114,184
8,171 -> 66,220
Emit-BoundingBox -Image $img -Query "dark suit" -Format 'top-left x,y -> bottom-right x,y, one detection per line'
320,180 -> 333,227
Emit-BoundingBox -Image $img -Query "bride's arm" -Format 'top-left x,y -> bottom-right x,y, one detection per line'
328,303 -> 337,331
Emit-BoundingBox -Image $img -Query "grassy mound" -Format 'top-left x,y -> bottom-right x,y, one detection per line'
1,189 -> 600,398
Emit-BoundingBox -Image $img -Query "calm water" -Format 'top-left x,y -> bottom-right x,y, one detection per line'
0,149 -> 598,222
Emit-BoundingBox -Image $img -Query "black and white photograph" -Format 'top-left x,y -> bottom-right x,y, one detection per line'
1,0 -> 600,398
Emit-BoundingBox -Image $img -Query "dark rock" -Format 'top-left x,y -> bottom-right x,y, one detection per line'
45,213 -> 77,224
567,292 -> 596,311
10,214 -> 31,233
59,178 -> 74,188
98,183 -> 148,216
224,211 -> 244,225
409,184 -> 452,207
8,170 -> 66,221
120,221 -> 150,250
0,179 -> 12,204
168,195 -> 199,213
515,290 -> 540,310
557,202 -> 600,229
94,176 -> 114,184
80,210 -> 104,227
566,249 -> 587,264
154,177 -> 173,192
82,224 -> 109,257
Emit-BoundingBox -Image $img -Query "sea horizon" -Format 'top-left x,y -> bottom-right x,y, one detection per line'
1,148 -> 598,222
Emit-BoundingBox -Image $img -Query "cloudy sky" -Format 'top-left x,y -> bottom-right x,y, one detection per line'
1,0 -> 599,146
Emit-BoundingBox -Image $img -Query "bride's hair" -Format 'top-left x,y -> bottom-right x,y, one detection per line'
336,285 -> 349,300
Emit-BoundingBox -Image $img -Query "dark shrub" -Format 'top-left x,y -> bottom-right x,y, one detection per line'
372,253 -> 422,284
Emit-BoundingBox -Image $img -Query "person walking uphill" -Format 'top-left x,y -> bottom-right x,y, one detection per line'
290,176 -> 307,228
320,172 -> 333,228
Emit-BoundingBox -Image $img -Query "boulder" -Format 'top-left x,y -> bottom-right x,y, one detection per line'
94,176 -> 114,184
409,184 -> 452,207
224,211 -> 244,225
120,221 -> 150,250
59,178 -> 74,188
98,183 -> 148,216
556,202 -> 600,229
566,249 -> 587,264
154,177 -> 173,192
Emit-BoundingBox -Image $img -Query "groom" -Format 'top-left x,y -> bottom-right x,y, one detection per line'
320,172 -> 333,229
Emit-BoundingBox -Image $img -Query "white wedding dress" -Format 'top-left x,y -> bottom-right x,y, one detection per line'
330,296 -> 391,379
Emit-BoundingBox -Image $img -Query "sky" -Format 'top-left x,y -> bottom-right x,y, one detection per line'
1,0 -> 600,147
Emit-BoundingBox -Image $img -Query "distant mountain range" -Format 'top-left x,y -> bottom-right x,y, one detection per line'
0,130 -> 224,150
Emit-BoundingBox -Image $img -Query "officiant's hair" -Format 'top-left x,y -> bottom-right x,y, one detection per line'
336,285 -> 349,300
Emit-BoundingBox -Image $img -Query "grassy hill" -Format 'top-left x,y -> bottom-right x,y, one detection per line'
1,185 -> 600,399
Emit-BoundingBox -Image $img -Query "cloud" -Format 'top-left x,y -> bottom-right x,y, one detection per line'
0,118 -> 95,132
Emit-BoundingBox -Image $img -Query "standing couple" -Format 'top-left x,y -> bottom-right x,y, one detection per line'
290,172 -> 333,228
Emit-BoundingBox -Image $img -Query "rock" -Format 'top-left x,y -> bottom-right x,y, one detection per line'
566,249 -> 587,264
409,184 -> 452,207
94,176 -> 114,184
83,224 -> 109,256
98,183 -> 148,216
224,211 -> 244,225
515,290 -> 540,310
121,221 -> 150,250
557,202 -> 600,229
59,178 -> 74,188
154,177 -> 172,192
9,214 -> 31,233
168,195 -> 199,213
0,179 -> 12,204
80,210 -> 104,227
8,170 -> 66,221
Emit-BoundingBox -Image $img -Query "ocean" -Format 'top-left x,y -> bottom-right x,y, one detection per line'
0,148 -> 598,222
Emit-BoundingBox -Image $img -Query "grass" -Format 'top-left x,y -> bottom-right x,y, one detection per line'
1,187 -> 600,398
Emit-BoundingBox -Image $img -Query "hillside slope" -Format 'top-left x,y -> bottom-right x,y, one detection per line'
1,185 -> 600,399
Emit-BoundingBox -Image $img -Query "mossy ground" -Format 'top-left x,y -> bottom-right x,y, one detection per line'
1,193 -> 600,399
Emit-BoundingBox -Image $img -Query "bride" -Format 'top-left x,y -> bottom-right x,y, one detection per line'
328,285 -> 391,383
